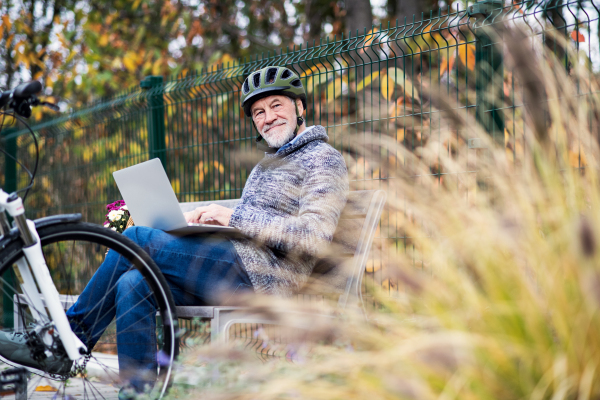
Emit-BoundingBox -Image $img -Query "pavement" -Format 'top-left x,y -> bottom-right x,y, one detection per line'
1,353 -> 121,400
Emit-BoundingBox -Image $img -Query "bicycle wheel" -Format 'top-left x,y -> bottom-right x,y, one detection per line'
0,221 -> 179,399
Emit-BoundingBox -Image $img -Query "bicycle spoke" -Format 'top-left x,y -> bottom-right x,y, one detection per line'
0,223 -> 177,398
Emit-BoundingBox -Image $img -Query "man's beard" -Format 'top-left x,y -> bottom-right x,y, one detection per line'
261,118 -> 296,148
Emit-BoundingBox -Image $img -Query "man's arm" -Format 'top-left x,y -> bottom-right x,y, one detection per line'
228,152 -> 348,257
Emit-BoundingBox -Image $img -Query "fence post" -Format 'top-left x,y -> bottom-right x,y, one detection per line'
469,0 -> 505,145
140,76 -> 167,167
2,129 -> 17,328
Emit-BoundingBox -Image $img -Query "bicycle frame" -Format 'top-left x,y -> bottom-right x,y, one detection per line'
0,188 -> 87,362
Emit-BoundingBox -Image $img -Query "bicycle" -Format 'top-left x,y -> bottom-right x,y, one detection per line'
0,81 -> 179,399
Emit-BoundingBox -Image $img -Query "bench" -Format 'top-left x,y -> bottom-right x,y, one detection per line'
15,190 -> 387,345
177,189 -> 387,342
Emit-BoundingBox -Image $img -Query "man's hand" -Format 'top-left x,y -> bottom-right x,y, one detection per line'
184,204 -> 234,226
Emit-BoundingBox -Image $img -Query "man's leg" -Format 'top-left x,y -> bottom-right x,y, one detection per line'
66,226 -> 253,391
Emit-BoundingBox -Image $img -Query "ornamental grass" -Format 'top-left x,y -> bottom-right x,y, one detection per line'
165,28 -> 600,400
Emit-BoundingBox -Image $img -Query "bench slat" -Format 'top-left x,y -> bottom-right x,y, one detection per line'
176,306 -> 214,319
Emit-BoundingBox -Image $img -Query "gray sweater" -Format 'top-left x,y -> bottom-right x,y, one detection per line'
228,125 -> 349,296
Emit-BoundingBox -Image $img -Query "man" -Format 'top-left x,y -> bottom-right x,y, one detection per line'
0,66 -> 349,394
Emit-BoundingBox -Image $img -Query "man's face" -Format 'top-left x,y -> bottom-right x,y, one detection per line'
251,95 -> 303,148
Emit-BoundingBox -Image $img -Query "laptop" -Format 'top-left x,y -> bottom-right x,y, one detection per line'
113,158 -> 237,235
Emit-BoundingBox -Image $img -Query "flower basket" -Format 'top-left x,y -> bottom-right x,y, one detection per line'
104,200 -> 133,233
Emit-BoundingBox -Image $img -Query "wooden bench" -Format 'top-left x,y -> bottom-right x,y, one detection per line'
15,190 -> 387,345
177,189 -> 387,342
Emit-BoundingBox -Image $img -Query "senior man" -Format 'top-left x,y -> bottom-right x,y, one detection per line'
0,66 -> 348,394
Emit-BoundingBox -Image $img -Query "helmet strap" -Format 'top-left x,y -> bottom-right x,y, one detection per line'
253,121 -> 263,142
294,101 -> 304,134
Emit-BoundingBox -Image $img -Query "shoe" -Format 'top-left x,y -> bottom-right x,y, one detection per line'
118,386 -> 140,400
0,330 -> 73,375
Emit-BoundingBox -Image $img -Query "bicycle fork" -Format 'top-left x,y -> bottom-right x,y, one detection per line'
0,189 -> 87,362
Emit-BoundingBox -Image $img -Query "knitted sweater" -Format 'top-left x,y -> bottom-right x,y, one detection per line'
228,125 -> 349,296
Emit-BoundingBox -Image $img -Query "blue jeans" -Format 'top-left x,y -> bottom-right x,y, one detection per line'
66,226 -> 253,390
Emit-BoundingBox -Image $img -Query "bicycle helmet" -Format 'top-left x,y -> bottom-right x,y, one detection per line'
240,66 -> 307,142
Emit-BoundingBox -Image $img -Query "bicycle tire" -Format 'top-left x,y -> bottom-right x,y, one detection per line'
0,221 -> 179,399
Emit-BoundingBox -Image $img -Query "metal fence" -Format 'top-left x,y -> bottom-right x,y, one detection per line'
2,0 -> 599,318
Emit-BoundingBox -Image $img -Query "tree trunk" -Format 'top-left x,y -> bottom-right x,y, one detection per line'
304,0 -> 324,43
395,0 -> 423,26
345,0 -> 373,36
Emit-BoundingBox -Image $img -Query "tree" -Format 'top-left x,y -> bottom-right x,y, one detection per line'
0,0 -> 85,99
345,0 -> 373,35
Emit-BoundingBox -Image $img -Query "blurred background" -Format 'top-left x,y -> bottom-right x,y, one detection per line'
0,0 -> 476,106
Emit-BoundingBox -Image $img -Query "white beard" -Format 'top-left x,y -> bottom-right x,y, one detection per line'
261,118 -> 297,148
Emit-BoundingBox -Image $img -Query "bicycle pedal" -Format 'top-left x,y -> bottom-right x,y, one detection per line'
0,367 -> 28,398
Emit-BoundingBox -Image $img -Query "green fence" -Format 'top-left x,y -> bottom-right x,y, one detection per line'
2,0 -> 599,299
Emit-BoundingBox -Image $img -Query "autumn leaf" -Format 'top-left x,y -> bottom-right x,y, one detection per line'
301,63 -> 325,77
396,128 -> 405,142
2,15 -> 12,31
365,259 -> 382,273
571,30 -> 585,43
458,43 -> 476,71
326,78 -> 344,103
98,33 -> 109,47
305,76 -> 314,94
301,64 -> 331,92
381,76 -> 395,100
213,53 -> 235,68
35,385 -> 57,392
356,71 -> 380,92
212,161 -> 224,173
5,34 -> 14,49
439,50 -> 456,76
152,58 -> 162,76
362,27 -> 379,48
64,51 -> 77,64
123,51 -> 139,72
387,68 -> 420,103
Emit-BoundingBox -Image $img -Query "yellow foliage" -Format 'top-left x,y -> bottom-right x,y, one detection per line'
396,128 -> 405,142
458,43 -> 476,71
98,33 -> 109,47
326,78 -> 343,103
213,161 -> 224,174
196,161 -> 206,184
172,178 -> 181,193
57,33 -> 69,48
301,64 -> 325,78
123,51 -> 139,73
362,27 -> 379,48
439,50 -> 456,76
5,34 -> 13,49
152,58 -> 162,76
380,76 -> 395,101
86,23 -> 102,33
302,64 -> 332,94
365,259 -> 382,273
387,67 -> 420,103
220,53 -> 235,67
356,71 -> 379,92
64,51 -> 76,64
45,75 -> 54,88
2,15 -> 12,31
